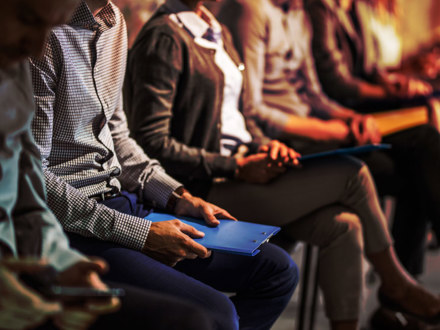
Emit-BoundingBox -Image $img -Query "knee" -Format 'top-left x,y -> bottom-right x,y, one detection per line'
324,212 -> 364,254
173,305 -> 217,330
210,292 -> 239,330
259,243 -> 300,294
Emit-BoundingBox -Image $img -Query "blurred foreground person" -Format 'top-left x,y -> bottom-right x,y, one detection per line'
0,0 -> 216,329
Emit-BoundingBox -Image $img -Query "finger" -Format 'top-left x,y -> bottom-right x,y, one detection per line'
214,208 -> 237,221
2,258 -> 49,273
87,297 -> 121,314
86,258 -> 109,274
185,239 -> 210,259
259,145 -> 269,153
287,148 -> 301,166
279,144 -> 288,159
69,260 -> 108,278
179,223 -> 205,238
200,204 -> 220,226
269,142 -> 280,160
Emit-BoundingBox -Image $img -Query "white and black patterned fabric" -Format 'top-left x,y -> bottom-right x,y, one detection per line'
30,1 -> 182,251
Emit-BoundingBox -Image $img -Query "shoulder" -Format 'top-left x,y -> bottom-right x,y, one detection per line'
131,9 -> 188,52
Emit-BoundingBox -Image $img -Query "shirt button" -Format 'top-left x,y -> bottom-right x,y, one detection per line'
111,167 -> 121,176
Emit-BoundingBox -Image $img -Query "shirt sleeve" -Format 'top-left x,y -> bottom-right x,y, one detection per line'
16,126 -> 86,271
109,97 -> 182,208
229,1 -> 292,138
29,40 -> 152,252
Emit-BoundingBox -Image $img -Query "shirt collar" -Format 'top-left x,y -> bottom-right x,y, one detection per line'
69,0 -> 116,31
164,0 -> 221,39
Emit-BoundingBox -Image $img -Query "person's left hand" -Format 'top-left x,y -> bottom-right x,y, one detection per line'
53,259 -> 120,330
259,140 -> 301,167
349,115 -> 382,145
174,190 -> 237,226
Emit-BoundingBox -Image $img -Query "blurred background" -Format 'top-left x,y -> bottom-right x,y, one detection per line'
114,0 -> 440,82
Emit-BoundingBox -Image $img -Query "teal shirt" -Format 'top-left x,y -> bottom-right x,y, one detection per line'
0,61 -> 84,271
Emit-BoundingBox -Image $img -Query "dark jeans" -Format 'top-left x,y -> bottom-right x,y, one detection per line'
68,191 -> 298,330
38,282 -> 214,330
292,124 -> 440,276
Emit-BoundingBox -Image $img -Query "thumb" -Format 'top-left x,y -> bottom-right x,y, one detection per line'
74,259 -> 108,275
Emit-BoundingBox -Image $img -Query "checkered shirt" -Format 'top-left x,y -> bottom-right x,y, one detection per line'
30,1 -> 182,251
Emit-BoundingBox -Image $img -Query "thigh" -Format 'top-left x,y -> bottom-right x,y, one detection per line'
207,156 -> 363,226
91,282 -> 213,330
175,243 -> 296,293
67,234 -> 236,324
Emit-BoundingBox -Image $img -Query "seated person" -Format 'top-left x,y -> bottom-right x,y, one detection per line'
123,0 -> 440,329
0,0 -> 214,329
29,0 -> 299,329
218,0 -> 440,278
306,0 -> 432,109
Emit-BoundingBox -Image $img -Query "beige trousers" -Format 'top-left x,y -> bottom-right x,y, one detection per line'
207,156 -> 392,320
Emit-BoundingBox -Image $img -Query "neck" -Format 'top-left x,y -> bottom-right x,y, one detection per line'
85,0 -> 108,16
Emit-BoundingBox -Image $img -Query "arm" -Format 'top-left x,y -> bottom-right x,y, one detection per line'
109,98 -> 182,208
236,1 -> 296,138
29,42 -> 151,252
125,27 -> 237,180
17,128 -> 86,271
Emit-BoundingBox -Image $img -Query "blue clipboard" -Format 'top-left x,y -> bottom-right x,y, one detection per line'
145,213 -> 280,256
299,143 -> 391,162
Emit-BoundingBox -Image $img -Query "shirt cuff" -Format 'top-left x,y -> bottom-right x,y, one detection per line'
112,213 -> 152,251
49,249 -> 87,272
143,169 -> 182,209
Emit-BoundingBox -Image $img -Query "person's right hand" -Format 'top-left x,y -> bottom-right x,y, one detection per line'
143,220 -> 211,267
0,258 -> 62,330
235,153 -> 286,184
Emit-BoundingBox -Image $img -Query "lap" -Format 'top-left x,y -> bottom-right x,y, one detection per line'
92,281 -> 213,330
207,156 -> 364,225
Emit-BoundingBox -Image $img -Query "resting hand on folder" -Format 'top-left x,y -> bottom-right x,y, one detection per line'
349,115 -> 382,146
143,190 -> 236,267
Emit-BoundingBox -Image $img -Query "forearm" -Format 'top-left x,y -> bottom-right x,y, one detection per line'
282,115 -> 349,142
44,170 -> 151,251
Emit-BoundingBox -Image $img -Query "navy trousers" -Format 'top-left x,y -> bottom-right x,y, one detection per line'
68,191 -> 298,330
39,282 -> 215,330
